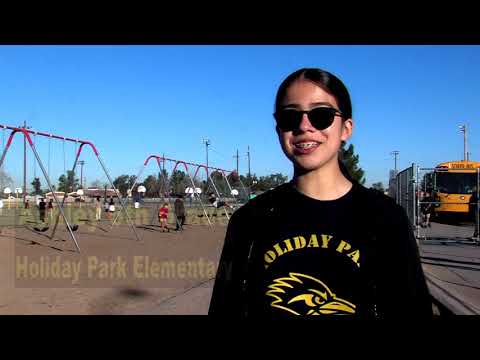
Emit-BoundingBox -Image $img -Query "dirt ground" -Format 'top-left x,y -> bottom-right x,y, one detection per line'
0,220 -> 226,314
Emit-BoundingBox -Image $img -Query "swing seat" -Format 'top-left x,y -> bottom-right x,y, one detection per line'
70,224 -> 79,231
197,214 -> 204,218
34,226 -> 49,232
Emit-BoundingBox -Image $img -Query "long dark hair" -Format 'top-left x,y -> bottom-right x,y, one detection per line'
274,68 -> 354,182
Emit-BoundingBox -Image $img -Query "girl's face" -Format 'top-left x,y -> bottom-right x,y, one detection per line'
276,79 -> 353,174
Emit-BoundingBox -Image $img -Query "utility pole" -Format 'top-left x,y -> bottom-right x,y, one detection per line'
78,161 -> 85,189
234,149 -> 239,175
246,146 -> 252,198
202,139 -> 210,178
391,151 -> 399,175
247,146 -> 251,179
459,125 -> 468,161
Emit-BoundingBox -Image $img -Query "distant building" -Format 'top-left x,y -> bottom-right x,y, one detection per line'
84,188 -> 119,198
44,188 -> 119,201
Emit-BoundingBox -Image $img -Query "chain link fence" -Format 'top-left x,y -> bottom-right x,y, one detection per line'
395,164 -> 480,245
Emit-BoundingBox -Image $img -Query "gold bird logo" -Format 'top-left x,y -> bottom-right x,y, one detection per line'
266,273 -> 356,315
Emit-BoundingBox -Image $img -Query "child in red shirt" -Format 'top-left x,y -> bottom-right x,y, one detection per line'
158,203 -> 170,232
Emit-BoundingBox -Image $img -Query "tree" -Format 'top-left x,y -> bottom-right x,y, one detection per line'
31,177 -> 42,195
0,168 -> 13,189
157,169 -> 169,193
58,171 -> 79,193
371,182 -> 385,193
236,172 -> 289,193
255,173 -> 289,191
208,170 -> 228,196
340,142 -> 365,185
240,173 -> 258,189
142,175 -> 159,197
169,170 -> 188,195
113,175 -> 136,196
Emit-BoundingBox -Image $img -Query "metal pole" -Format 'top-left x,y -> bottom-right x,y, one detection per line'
111,164 -> 146,227
391,150 -> 399,176
247,146 -> 251,198
78,160 -> 85,189
0,135 -> 12,174
50,152 -> 80,242
416,165 -> 421,241
202,139 -> 210,180
476,168 -> 479,244
460,125 -> 467,162
411,164 -> 417,243
222,171 -> 239,209
206,142 -> 209,179
208,173 -> 230,220
96,154 -> 141,241
236,149 -> 239,175
247,146 -> 251,178
398,172 -> 401,205
30,142 -> 81,252
188,168 -> 212,228
148,159 -> 170,227
23,122 -> 26,205
0,127 -> 4,193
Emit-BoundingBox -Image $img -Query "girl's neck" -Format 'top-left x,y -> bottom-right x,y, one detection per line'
292,161 -> 353,201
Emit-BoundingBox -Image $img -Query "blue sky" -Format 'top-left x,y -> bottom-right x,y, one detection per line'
0,45 -> 479,190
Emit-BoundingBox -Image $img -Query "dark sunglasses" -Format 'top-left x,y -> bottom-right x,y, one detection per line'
274,107 -> 344,132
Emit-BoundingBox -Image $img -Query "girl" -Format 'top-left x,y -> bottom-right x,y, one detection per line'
209,68 -> 432,317
159,202 -> 170,233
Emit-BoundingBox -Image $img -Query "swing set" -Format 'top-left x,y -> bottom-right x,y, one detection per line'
112,155 -> 247,230
0,123 -> 140,252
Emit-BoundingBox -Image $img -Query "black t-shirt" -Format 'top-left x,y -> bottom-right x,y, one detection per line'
38,201 -> 46,211
209,181 -> 432,318
249,182 -> 368,316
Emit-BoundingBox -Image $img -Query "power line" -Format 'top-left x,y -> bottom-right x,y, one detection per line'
209,147 -> 228,160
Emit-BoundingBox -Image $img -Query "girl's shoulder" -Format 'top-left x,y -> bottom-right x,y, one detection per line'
231,183 -> 292,220
353,184 -> 404,218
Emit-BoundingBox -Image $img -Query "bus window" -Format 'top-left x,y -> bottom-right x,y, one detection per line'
435,172 -> 477,195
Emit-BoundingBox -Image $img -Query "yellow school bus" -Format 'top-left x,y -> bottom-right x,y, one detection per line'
431,161 -> 480,217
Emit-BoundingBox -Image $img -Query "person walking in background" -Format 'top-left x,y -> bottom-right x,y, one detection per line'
420,192 -> 434,228
38,198 -> 46,223
470,187 -> 479,238
95,196 -> 102,221
174,195 -> 186,231
24,199 -> 30,217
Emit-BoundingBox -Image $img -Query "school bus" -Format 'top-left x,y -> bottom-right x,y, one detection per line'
427,161 -> 480,218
